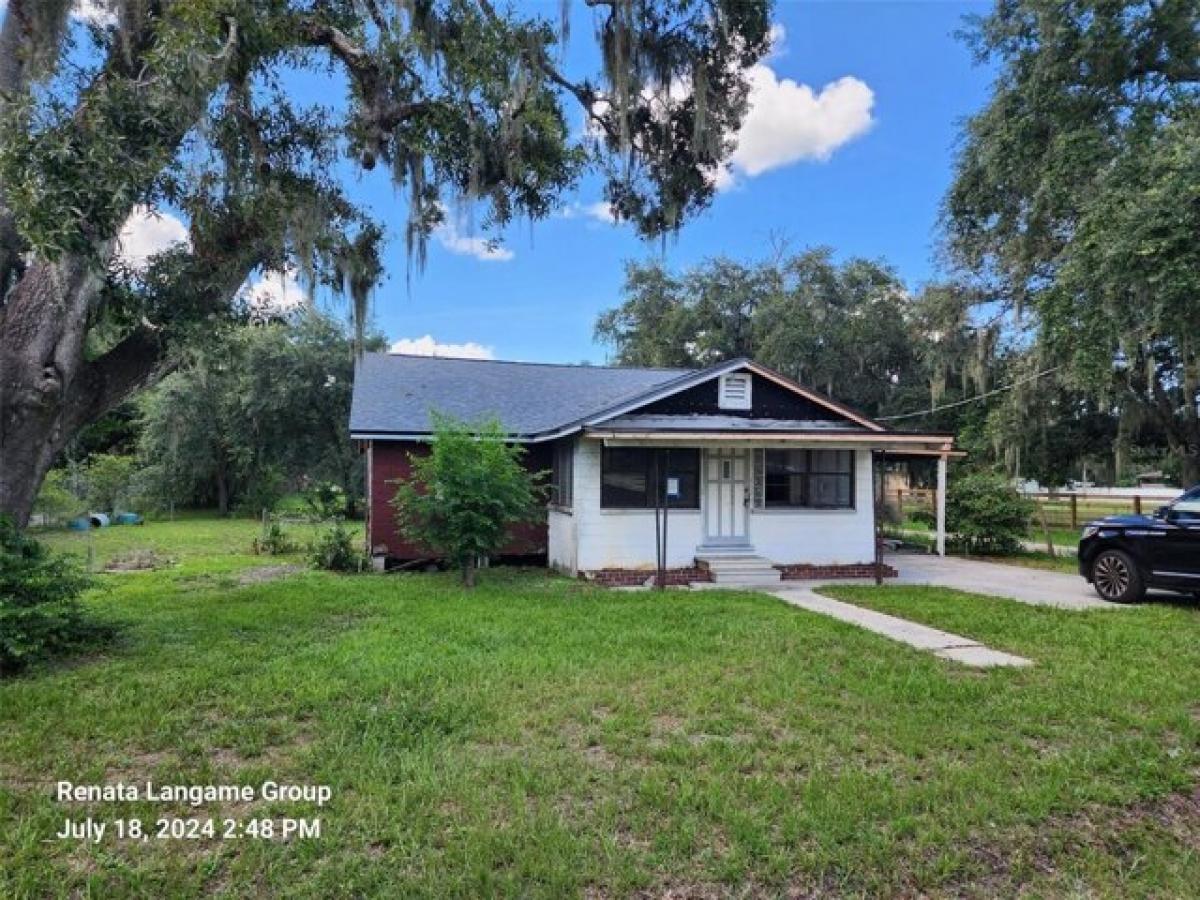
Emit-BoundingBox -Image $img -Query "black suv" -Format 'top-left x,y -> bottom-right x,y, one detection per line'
1078,485 -> 1200,603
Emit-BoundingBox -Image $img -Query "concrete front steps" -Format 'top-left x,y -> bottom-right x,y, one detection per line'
694,550 -> 782,586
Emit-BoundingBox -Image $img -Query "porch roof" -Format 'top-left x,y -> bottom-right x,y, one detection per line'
585,413 -> 953,452
593,414 -> 870,433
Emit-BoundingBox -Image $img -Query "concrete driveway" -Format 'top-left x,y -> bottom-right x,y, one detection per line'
891,554 -> 1115,610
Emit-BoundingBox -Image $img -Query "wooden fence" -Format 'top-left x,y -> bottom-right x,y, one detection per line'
889,488 -> 1174,532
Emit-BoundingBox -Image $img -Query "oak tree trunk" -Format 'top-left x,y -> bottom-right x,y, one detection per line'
0,254 -> 175,526
1,258 -> 99,526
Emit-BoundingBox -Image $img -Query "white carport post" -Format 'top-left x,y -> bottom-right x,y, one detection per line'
936,453 -> 948,557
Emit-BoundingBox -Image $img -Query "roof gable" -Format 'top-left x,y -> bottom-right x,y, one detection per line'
585,361 -> 887,433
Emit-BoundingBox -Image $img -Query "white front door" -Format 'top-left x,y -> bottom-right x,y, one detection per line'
704,448 -> 750,545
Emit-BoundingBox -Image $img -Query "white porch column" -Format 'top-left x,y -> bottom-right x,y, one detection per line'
936,453 -> 948,557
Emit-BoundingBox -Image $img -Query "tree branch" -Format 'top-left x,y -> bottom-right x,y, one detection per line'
473,0 -> 617,142
62,326 -> 171,437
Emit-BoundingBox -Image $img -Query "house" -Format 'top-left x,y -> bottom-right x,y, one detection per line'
349,354 -> 956,584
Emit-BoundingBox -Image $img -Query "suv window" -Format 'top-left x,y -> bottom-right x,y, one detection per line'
1172,498 -> 1200,523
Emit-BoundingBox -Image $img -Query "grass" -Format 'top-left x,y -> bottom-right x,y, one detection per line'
3,516 -> 1199,897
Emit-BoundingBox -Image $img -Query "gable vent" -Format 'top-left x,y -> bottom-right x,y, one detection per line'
718,373 -> 752,410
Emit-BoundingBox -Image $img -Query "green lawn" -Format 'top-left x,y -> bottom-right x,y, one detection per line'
3,517 -> 1199,897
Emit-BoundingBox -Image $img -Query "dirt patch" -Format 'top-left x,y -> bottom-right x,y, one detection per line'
103,748 -> 175,784
584,744 -> 616,770
236,564 -> 304,586
104,549 -> 173,571
936,784 -> 1200,897
651,714 -> 685,734
175,573 -> 237,591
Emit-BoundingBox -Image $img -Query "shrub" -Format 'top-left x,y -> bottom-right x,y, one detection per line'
302,480 -> 346,520
392,415 -> 545,587
946,472 -> 1033,555
252,522 -> 298,556
908,507 -> 935,529
309,519 -> 364,572
0,517 -> 114,676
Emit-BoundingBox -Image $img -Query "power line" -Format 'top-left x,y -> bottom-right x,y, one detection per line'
877,365 -> 1063,422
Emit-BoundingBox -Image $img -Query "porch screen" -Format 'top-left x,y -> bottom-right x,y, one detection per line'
600,448 -> 700,509
753,449 -> 854,509
550,441 -> 574,508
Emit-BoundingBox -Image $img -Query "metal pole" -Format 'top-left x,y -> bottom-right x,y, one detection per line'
662,449 -> 670,589
653,452 -> 664,590
936,453 -> 948,557
874,450 -> 883,585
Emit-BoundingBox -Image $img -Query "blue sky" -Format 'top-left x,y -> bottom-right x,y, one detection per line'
362,1 -> 997,364
97,1 -> 997,363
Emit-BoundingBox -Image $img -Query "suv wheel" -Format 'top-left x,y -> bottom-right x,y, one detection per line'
1090,549 -> 1145,603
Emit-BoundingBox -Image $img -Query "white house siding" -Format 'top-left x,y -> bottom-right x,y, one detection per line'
567,440 -> 877,572
572,439 -> 704,571
548,508 -> 577,574
746,448 -> 876,564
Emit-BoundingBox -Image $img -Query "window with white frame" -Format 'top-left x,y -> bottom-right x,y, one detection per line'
718,372 -> 752,410
752,449 -> 854,509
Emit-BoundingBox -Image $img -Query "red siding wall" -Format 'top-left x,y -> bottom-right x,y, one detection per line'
367,440 -> 550,561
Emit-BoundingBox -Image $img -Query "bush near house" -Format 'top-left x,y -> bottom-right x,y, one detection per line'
308,519 -> 365,572
0,518 -> 113,675
392,415 -> 546,587
947,471 -> 1034,554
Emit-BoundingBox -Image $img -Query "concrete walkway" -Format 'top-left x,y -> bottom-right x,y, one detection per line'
894,528 -> 1077,557
770,586 -> 1033,668
892,554 -> 1117,610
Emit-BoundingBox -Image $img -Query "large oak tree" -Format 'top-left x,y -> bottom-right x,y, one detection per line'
944,0 -> 1200,482
0,0 -> 771,525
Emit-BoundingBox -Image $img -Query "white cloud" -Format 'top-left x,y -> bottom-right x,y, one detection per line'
766,23 -> 788,60
242,269 -> 307,314
116,205 -> 190,271
559,201 -> 616,224
434,209 -> 513,262
571,22 -> 873,197
723,69 -> 874,183
389,335 -> 494,359
73,0 -> 117,27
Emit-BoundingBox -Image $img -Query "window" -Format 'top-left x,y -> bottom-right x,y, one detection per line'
551,441 -> 573,508
601,448 -> 700,509
754,449 -> 854,509
718,373 -> 752,410
1171,499 -> 1200,523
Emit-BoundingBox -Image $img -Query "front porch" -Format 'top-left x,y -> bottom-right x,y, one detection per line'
561,434 -> 956,584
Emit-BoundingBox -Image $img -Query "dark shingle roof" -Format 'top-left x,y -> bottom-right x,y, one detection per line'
349,354 -> 691,438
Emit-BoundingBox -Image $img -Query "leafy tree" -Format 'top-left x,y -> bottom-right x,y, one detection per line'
0,516 -> 112,675
136,312 -> 382,515
596,248 -> 954,418
945,0 -> 1200,482
32,469 -> 83,526
0,0 -> 772,526
83,453 -> 137,514
392,416 -> 545,587
136,333 -> 251,515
